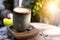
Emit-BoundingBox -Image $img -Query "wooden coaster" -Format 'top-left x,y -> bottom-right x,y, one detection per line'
7,25 -> 39,40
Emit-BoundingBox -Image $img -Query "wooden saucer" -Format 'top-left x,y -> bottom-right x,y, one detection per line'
7,25 -> 39,40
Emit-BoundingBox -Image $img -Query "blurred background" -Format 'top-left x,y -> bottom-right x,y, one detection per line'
0,0 -> 60,27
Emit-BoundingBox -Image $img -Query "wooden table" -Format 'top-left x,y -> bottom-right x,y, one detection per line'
28,23 -> 60,40
0,23 -> 59,40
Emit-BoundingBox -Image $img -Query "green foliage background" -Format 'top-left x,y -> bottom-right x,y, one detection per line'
30,0 -> 44,22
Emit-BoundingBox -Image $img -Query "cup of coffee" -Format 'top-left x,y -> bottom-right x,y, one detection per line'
13,7 -> 31,32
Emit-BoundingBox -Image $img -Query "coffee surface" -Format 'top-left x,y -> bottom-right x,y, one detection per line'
13,7 -> 31,14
